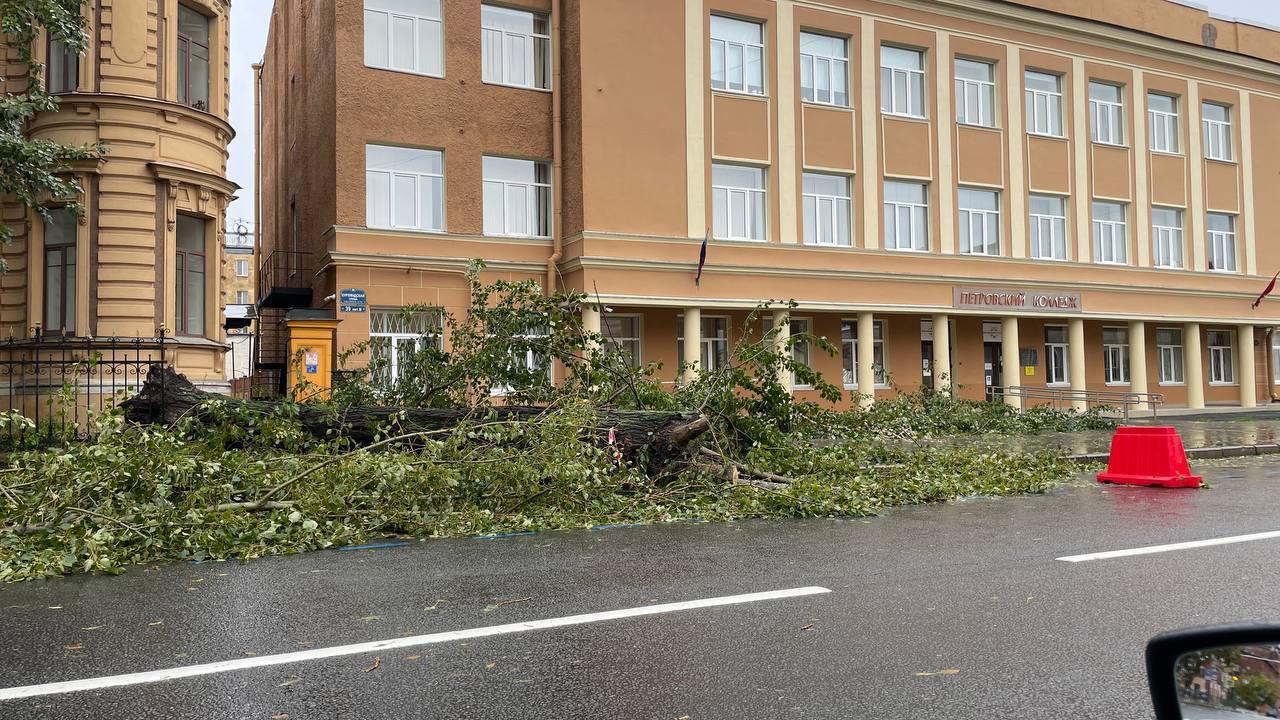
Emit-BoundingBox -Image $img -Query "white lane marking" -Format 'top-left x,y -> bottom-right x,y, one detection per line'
0,586 -> 830,701
1057,530 -> 1280,563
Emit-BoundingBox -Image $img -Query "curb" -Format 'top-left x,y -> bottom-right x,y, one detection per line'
1070,443 -> 1280,464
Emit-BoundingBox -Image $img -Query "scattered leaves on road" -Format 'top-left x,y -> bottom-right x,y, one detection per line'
271,713 -> 289,719
62,643 -> 82,651
79,626 -> 102,631
405,655 -> 422,661
801,624 -> 814,631
483,597 -> 532,612
359,615 -> 382,623
915,668 -> 960,677
364,657 -> 381,673
148,620 -> 164,627
422,601 -> 444,612
277,677 -> 303,688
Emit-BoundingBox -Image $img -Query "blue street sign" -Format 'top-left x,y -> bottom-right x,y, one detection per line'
339,288 -> 366,305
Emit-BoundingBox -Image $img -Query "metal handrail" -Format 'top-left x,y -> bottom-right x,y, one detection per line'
998,385 -> 1165,421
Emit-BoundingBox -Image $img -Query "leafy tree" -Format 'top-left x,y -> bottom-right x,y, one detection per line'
1234,671 -> 1278,710
0,0 -> 101,254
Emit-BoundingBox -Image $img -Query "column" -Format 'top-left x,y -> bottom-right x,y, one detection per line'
936,32 -> 956,255
684,0 -> 706,239
772,308 -> 791,391
1001,316 -> 1021,409
1239,324 -> 1257,408
1185,322 -> 1205,409
682,308 -> 701,385
859,19 -> 880,250
776,1 -> 798,244
1005,46 -> 1028,259
856,312 -> 876,409
1129,320 -> 1148,398
932,313 -> 952,394
1068,317 -> 1086,412
582,304 -> 601,353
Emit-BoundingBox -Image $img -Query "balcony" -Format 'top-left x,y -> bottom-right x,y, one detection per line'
258,251 -> 313,309
223,303 -> 258,330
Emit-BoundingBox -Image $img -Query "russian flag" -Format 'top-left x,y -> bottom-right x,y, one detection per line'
694,232 -> 708,287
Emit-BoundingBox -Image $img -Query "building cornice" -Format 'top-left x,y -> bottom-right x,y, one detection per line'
328,225 -> 554,247
148,162 -> 239,200
321,251 -> 546,275
47,93 -> 235,141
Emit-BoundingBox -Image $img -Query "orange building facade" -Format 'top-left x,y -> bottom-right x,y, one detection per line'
258,0 -> 1280,409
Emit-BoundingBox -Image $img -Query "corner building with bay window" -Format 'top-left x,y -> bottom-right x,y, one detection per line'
259,0 -> 1280,409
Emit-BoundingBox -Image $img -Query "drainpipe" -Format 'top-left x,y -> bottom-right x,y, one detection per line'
252,62 -> 263,275
545,0 -> 563,297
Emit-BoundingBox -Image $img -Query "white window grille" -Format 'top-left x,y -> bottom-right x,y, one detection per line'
366,144 -> 445,232
364,0 -> 443,77
1208,330 -> 1234,384
1151,207 -> 1184,269
883,180 -> 928,251
711,15 -> 765,96
1207,213 -> 1237,273
842,319 -> 887,387
1024,70 -> 1063,137
1156,328 -> 1184,384
880,46 -> 925,118
712,164 -> 767,241
1103,327 -> 1129,385
1148,93 -> 1179,153
802,172 -> 851,246
481,4 -> 550,90
1202,102 -> 1233,161
958,188 -> 999,256
482,156 -> 551,237
369,308 -> 443,382
1029,194 -> 1067,261
955,59 -> 995,127
799,32 -> 848,107
1088,81 -> 1124,145
1045,325 -> 1069,385
1092,201 -> 1127,265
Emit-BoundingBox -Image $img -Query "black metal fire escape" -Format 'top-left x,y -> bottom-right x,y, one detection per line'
252,250 -> 313,396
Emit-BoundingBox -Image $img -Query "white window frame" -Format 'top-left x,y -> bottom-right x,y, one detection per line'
1151,208 -> 1184,269
1029,194 -> 1067,261
602,314 -> 643,369
1148,93 -> 1179,154
799,31 -> 848,107
712,164 -> 767,242
1156,328 -> 1184,385
954,59 -> 996,128
1207,329 -> 1235,385
1092,201 -> 1128,265
482,157 -> 551,238
880,46 -> 925,119
235,259 -> 249,277
1024,71 -> 1064,138
958,188 -> 1000,256
366,145 -> 446,233
1207,213 -> 1237,273
1045,326 -> 1069,386
883,181 -> 929,252
710,15 -> 766,97
234,289 -> 250,305
1202,103 -> 1233,162
1088,81 -> 1125,146
802,172 -> 852,247
481,4 -> 551,91
370,308 -> 444,382
364,1 -> 444,78
677,315 -> 730,373
489,328 -> 554,396
1102,327 -> 1130,386
841,319 -> 887,388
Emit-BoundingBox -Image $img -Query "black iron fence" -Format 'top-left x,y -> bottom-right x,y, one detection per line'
0,329 -> 169,446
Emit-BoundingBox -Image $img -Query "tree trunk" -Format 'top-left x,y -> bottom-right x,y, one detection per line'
121,367 -> 708,473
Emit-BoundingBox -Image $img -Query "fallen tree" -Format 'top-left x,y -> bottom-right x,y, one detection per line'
120,366 -> 709,474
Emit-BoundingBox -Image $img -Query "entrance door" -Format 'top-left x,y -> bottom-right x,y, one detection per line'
984,342 -> 1003,401
921,340 -> 934,390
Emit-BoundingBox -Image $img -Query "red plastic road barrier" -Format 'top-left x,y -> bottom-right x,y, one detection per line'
1096,426 -> 1202,488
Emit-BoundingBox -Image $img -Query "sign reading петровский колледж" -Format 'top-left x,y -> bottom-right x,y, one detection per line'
952,287 -> 1083,313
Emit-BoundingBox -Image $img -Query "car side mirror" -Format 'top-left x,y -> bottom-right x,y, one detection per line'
1148,625 -> 1280,719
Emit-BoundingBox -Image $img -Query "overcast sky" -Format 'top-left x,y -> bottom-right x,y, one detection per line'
221,0 -> 1280,237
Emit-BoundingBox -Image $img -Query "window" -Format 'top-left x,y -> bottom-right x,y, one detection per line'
234,290 -> 250,305
883,180 -> 928,251
880,46 -> 925,118
841,319 -> 886,387
47,37 -> 78,93
1103,327 -> 1129,385
677,316 -> 729,372
1150,207 -> 1184,269
235,259 -> 249,277
1088,81 -> 1124,145
175,215 -> 206,336
958,188 -> 999,256
1148,93 -> 1179,153
177,5 -> 211,110
42,208 -> 76,334
1029,194 -> 1067,261
710,15 -> 764,96
802,172 -> 851,246
1207,213 -> 1237,272
1024,70 -> 1063,137
367,144 -> 445,232
492,326 -> 552,395
712,164 -> 766,241
1092,201 -> 1127,265
1208,329 -> 1234,384
799,32 -> 847,107
954,59 -> 995,127
482,156 -> 550,237
481,4 -> 550,90
364,0 -> 443,77
1045,325 -> 1068,385
370,308 -> 443,382
1157,328 -> 1184,384
1202,102 -> 1232,161
602,315 -> 642,368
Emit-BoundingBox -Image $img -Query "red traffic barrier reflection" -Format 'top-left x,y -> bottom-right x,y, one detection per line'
1096,426 -> 1203,488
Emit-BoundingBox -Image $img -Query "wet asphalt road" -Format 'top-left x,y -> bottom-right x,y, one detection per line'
3,461 -> 1280,719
